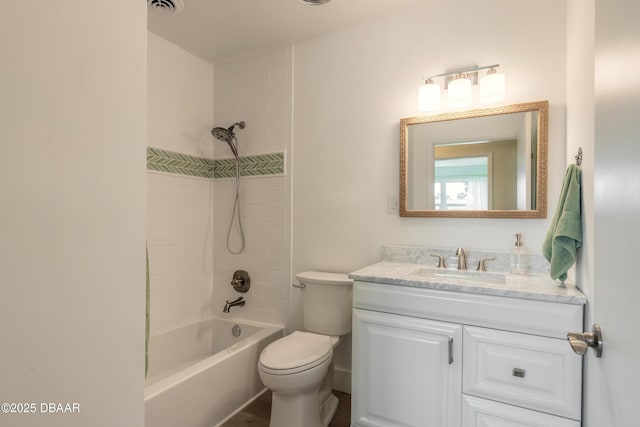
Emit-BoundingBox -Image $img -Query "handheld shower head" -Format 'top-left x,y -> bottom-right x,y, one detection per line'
211,121 -> 245,143
211,121 -> 245,159
211,126 -> 234,144
210,121 -> 247,255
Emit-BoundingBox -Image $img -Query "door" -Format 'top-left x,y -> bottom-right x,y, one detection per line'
583,1 -> 640,425
351,309 -> 462,427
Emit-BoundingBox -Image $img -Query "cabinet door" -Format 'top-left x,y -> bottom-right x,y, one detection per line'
352,309 -> 462,427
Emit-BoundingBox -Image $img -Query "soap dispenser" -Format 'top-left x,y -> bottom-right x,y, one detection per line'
510,233 -> 528,274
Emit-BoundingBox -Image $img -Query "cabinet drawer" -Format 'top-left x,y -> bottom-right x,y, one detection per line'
463,326 -> 582,420
462,395 -> 580,427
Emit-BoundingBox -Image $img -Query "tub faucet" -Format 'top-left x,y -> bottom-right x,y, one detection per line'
456,248 -> 467,270
223,297 -> 245,313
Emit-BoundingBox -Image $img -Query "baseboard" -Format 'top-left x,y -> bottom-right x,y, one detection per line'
333,366 -> 351,394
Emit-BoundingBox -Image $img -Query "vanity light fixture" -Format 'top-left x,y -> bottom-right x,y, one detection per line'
418,64 -> 505,111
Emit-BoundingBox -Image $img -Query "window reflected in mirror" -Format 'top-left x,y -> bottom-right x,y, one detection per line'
434,156 -> 489,210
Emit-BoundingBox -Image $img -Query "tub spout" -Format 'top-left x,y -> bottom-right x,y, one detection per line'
223,297 -> 245,313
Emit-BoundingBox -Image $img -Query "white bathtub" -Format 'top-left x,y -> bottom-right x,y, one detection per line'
144,317 -> 284,427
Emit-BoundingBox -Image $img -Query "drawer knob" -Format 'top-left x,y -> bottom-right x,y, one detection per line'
512,368 -> 526,378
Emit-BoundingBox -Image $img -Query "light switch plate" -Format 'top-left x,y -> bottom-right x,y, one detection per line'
387,194 -> 398,214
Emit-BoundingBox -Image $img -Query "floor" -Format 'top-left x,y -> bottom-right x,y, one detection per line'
221,390 -> 351,427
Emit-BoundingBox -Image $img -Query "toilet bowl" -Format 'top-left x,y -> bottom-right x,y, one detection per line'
258,332 -> 338,427
258,271 -> 352,427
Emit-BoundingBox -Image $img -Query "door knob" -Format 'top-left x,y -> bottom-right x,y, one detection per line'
567,324 -> 603,358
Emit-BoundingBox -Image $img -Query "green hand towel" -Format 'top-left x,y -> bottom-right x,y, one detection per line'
542,164 -> 583,283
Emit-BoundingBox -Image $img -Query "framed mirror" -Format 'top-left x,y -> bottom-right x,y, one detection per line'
400,101 -> 548,218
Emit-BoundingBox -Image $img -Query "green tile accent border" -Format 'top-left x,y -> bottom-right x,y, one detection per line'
214,152 -> 284,178
146,147 -> 284,179
147,147 -> 213,178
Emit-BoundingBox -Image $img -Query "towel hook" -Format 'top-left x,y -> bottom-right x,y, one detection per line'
575,147 -> 583,166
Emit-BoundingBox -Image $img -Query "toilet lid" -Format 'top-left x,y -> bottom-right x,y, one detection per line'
295,271 -> 353,286
260,331 -> 332,372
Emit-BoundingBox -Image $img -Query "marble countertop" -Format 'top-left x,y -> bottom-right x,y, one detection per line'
349,261 -> 587,305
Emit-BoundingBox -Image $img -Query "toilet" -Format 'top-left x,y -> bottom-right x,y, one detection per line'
258,271 -> 353,427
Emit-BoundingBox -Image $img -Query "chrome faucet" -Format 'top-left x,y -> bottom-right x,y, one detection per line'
223,296 -> 245,313
455,248 -> 467,270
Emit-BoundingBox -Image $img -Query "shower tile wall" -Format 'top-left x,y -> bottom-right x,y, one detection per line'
147,173 -> 213,334
213,46 -> 293,327
147,147 -> 213,178
213,152 -> 284,178
147,32 -> 214,335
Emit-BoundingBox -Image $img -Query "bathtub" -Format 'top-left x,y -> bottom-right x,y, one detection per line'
144,317 -> 284,427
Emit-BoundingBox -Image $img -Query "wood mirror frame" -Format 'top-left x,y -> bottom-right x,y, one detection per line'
400,100 -> 548,218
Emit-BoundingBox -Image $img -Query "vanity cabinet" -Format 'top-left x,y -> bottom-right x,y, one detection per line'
351,280 -> 584,427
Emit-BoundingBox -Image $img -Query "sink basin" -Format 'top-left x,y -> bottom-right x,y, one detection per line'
411,268 -> 506,285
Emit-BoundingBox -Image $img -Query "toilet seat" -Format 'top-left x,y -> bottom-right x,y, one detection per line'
259,331 -> 332,375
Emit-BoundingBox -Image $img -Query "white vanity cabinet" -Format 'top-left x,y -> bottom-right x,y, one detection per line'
351,280 -> 584,427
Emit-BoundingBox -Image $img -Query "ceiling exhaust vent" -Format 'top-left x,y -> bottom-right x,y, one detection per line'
299,0 -> 333,5
147,0 -> 184,14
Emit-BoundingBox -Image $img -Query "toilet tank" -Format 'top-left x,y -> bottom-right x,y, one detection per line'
296,271 -> 353,336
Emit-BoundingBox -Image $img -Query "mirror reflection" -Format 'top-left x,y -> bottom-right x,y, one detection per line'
400,101 -> 548,218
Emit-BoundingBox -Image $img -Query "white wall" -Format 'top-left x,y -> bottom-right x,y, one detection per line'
213,46 -> 293,327
293,0 -> 567,276
292,0 -> 567,385
148,32 -> 214,159
147,33 -> 214,335
565,1 -> 597,421
0,2 -> 146,426
566,0 -> 595,295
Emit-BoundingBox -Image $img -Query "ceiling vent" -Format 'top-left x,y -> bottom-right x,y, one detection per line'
147,0 -> 185,14
299,0 -> 333,5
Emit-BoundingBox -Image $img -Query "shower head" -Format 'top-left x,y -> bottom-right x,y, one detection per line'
211,127 -> 234,144
211,121 -> 245,144
211,121 -> 245,159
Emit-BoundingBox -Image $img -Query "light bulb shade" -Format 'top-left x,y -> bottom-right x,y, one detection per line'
447,77 -> 472,107
418,81 -> 441,111
480,71 -> 505,103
